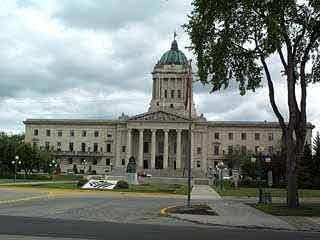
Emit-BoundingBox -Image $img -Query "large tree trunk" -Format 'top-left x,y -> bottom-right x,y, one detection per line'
286,134 -> 299,208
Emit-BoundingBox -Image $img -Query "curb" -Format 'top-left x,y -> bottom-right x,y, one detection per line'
160,205 -> 320,233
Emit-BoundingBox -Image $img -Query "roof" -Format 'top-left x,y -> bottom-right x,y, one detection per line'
158,40 -> 188,65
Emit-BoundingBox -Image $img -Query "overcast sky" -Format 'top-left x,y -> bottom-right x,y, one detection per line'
0,0 -> 319,136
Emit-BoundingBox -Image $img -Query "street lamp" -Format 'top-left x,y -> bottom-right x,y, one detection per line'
11,156 -> 22,183
49,159 -> 56,180
82,159 -> 87,174
217,161 -> 224,192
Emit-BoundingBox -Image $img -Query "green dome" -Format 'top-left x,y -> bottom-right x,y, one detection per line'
159,40 -> 188,65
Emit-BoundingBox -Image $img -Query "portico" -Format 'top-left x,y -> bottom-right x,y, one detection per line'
125,126 -> 186,170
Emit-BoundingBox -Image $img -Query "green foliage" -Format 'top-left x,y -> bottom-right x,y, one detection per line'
298,144 -> 314,188
0,132 -> 55,176
114,180 -> 129,189
77,179 -> 88,188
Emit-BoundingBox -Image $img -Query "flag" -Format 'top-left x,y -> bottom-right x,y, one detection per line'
184,61 -> 192,112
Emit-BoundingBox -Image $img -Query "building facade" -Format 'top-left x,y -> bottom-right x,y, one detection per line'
24,38 -> 313,177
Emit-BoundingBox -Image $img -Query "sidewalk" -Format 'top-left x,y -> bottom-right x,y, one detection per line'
191,185 -> 221,200
165,185 -> 296,231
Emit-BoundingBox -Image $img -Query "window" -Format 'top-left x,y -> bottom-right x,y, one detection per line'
121,159 -> 125,166
94,131 -> 99,137
33,129 -> 38,136
81,143 -> 86,152
58,130 -> 62,137
106,159 -> 110,166
196,161 -> 201,168
268,133 -> 274,141
122,146 -> 126,153
255,133 -> 260,140
93,143 -> 98,152
57,142 -> 61,151
164,90 -> 168,98
197,147 -> 202,154
241,133 -> 246,140
171,90 -> 174,98
143,142 -> 149,153
228,145 -> 233,154
241,145 -> 247,154
174,142 -> 177,154
170,104 -> 174,108
70,130 -> 74,137
214,132 -> 219,140
177,90 -> 181,98
68,158 -> 73,164
228,132 -> 233,140
82,130 -> 87,137
107,144 -> 111,153
69,142 -> 74,152
107,134 -> 112,138
93,159 -> 98,165
214,145 -> 219,155
46,129 -> 51,137
45,141 -> 50,151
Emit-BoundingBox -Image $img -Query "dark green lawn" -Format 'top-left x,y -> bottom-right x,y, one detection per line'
213,186 -> 320,198
251,203 -> 320,217
1,181 -> 188,195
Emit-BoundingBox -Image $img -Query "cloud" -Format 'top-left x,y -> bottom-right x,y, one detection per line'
0,0 -> 319,140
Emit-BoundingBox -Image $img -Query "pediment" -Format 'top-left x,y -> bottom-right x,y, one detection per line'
129,111 -> 189,122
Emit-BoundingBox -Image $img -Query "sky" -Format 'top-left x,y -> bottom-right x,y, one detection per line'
0,0 -> 319,136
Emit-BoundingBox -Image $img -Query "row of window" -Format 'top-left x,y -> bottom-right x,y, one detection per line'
67,158 -> 126,166
213,132 -> 274,141
212,145 -> 274,156
42,142 -> 112,153
34,129 -> 112,138
163,89 -> 182,99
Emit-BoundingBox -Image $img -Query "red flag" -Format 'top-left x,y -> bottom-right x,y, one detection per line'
184,62 -> 192,111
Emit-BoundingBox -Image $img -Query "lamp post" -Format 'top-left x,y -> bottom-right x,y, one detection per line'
217,161 -> 224,192
11,156 -> 22,183
83,159 -> 87,175
49,159 -> 56,180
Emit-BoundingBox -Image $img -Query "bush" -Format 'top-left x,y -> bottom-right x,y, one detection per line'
77,179 -> 88,188
115,180 -> 129,189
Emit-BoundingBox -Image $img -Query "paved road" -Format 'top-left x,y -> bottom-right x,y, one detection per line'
0,189 -> 319,239
0,215 -> 319,240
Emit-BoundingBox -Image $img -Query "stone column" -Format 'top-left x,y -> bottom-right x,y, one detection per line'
202,132 -> 208,172
138,129 -> 144,168
163,129 -> 169,169
126,128 -> 132,161
116,128 -> 122,167
176,129 -> 182,169
151,129 -> 156,169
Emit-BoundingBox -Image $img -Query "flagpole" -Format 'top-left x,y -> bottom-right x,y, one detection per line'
187,59 -> 192,208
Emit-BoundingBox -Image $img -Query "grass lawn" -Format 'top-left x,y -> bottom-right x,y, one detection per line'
213,186 -> 320,198
113,183 -> 188,195
251,203 -> 320,217
1,181 -> 188,195
0,181 -> 79,189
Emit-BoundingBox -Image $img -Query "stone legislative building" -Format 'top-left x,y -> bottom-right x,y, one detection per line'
24,38 -> 313,177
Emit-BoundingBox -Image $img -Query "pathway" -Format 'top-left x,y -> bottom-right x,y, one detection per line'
191,184 -> 222,200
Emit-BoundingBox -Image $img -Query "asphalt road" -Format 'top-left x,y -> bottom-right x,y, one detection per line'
0,215 -> 319,240
0,189 -> 319,239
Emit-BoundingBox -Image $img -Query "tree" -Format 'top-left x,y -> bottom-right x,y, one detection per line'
185,0 -> 320,208
298,144 -> 314,188
313,132 -> 320,185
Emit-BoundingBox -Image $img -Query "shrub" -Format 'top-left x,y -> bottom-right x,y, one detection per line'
77,179 -> 88,188
115,180 -> 129,189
